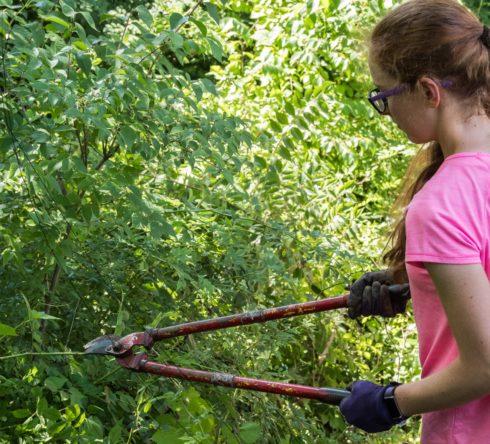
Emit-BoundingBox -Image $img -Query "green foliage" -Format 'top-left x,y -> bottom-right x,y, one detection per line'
463,0 -> 490,25
4,0 -> 474,441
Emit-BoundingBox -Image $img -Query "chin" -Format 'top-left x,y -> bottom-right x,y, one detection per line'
407,135 -> 424,144
405,131 -> 432,145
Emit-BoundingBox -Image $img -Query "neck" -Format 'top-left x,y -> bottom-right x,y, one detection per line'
437,108 -> 490,158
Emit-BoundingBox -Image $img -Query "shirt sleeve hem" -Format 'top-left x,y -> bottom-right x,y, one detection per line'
406,253 -> 481,264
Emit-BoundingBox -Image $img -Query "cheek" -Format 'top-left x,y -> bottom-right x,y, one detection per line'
388,100 -> 435,143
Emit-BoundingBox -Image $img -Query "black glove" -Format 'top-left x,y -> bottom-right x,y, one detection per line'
348,270 -> 410,319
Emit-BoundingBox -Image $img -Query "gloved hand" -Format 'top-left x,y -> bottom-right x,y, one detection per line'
348,270 -> 410,319
340,381 -> 408,433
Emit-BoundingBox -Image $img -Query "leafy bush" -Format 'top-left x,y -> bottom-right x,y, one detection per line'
9,0 -> 485,441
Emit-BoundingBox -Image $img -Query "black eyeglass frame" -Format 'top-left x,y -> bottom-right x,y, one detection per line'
368,84 -> 409,114
367,79 -> 453,115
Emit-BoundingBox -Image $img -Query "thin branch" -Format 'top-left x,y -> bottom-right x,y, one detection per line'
0,351 -> 85,361
116,14 -> 131,53
318,331 -> 336,367
41,223 -> 72,335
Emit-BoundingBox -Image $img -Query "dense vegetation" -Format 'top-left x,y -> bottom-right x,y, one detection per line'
0,0 -> 485,442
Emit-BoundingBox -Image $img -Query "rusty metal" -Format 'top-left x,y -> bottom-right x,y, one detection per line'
116,352 -> 350,405
147,294 -> 349,341
84,331 -> 154,357
85,294 -> 349,357
85,292 -> 351,404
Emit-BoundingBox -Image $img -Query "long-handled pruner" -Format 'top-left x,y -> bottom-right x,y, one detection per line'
84,286 -> 405,405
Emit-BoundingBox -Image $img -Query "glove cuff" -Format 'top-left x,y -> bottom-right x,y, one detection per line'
383,383 -> 409,424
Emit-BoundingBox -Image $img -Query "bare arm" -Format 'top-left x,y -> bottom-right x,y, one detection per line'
395,263 -> 490,416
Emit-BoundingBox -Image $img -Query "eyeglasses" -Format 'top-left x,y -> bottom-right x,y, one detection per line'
368,80 -> 453,115
367,84 -> 409,115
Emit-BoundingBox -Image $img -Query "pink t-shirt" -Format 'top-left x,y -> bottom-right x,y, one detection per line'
405,151 -> 490,443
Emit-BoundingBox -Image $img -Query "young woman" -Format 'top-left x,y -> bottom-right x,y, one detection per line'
339,0 -> 490,442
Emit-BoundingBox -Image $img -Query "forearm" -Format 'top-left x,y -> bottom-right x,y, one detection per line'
395,357 -> 490,416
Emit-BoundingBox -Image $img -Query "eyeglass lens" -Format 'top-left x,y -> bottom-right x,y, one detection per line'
368,89 -> 387,113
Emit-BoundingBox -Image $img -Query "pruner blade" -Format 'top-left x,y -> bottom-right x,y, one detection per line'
84,335 -> 122,355
84,331 -> 154,357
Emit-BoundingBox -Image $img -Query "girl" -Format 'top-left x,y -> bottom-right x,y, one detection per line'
339,0 -> 490,442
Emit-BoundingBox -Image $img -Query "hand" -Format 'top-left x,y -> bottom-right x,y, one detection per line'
340,381 -> 407,433
348,270 -> 410,319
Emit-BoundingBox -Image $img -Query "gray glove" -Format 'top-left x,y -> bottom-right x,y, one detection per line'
348,270 -> 410,319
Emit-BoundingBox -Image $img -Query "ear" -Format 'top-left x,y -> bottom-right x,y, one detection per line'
417,76 -> 442,108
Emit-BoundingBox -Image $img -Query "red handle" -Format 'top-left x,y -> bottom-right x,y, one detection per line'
148,294 -> 349,341
118,352 -> 350,405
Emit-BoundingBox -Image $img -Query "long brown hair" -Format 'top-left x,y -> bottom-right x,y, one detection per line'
369,0 -> 490,282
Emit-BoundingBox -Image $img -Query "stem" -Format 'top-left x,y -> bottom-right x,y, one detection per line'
0,351 -> 84,361
41,223 -> 72,335
116,15 -> 131,53
42,127 -> 119,337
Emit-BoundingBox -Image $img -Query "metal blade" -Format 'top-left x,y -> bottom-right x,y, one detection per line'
84,335 -> 121,355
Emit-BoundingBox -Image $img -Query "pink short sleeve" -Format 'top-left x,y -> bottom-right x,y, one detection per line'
404,153 -> 490,443
405,154 -> 490,265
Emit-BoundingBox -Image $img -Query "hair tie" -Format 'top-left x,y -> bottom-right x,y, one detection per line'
481,25 -> 490,48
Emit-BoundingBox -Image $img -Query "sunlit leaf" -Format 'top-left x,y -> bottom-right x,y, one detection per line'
0,322 -> 16,336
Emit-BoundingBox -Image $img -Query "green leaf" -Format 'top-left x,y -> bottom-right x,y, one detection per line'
282,135 -> 295,151
47,421 -> 66,436
73,411 -> 86,428
45,375 -> 67,392
31,310 -> 61,321
75,52 -> 92,76
80,11 -> 97,31
205,2 -> 220,24
119,126 -> 137,149
275,111 -> 289,125
207,37 -> 225,62
284,101 -> 295,116
64,404 -> 81,421
189,17 -> 207,36
108,421 -> 123,443
42,15 -> 71,29
0,10 -> 10,36
270,120 -> 282,132
239,422 -> 262,444
81,204 -> 92,222
12,409 -> 31,419
136,5 -> 153,27
152,428 -> 183,443
0,135 -> 13,153
169,13 -> 188,31
290,126 -> 303,140
74,22 -> 87,40
150,220 -> 175,238
0,322 -> 16,336
201,78 -> 218,95
60,0 -> 76,18
192,83 -> 203,101
254,155 -> 267,169
168,31 -> 183,49
73,39 -> 88,51
279,145 -> 291,161
115,309 -> 129,336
